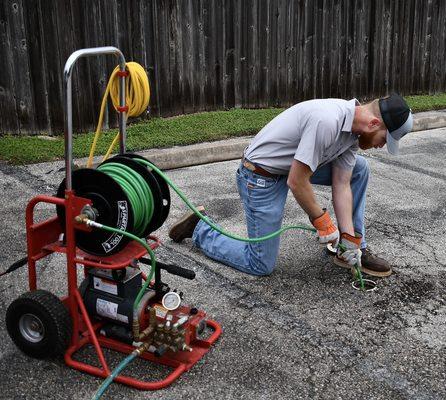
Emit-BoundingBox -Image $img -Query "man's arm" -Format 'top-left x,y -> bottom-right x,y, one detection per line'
287,159 -> 323,219
287,159 -> 339,245
331,165 -> 355,235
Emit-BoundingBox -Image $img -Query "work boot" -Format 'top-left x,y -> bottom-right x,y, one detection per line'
168,206 -> 205,243
360,248 -> 392,277
333,248 -> 392,277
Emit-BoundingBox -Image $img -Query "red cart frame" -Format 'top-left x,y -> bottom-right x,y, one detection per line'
21,47 -> 221,390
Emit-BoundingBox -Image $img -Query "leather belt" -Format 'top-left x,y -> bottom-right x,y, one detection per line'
242,158 -> 277,178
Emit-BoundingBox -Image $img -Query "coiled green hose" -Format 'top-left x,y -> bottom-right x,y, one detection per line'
98,162 -> 154,237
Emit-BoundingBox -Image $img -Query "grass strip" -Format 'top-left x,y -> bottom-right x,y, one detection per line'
405,93 -> 446,112
0,93 -> 445,165
0,108 -> 282,165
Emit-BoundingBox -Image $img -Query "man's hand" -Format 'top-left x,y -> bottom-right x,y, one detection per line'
311,209 -> 340,245
337,232 -> 362,266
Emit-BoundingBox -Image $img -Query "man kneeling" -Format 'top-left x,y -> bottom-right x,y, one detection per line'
169,94 -> 413,277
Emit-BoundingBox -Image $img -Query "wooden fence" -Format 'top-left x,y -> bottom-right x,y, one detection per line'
1,0 -> 445,135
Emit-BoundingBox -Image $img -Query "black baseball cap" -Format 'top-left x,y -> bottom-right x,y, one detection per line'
379,93 -> 413,155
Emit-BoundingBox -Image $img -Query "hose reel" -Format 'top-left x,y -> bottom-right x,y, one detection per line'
56,154 -> 170,256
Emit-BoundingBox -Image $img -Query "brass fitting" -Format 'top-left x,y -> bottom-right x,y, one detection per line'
138,325 -> 154,341
134,340 -> 152,356
74,214 -> 89,224
132,319 -> 140,341
182,344 -> 193,352
138,308 -> 157,341
149,307 -> 156,325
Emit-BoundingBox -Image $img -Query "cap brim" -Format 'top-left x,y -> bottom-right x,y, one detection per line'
386,131 -> 399,155
386,112 -> 413,156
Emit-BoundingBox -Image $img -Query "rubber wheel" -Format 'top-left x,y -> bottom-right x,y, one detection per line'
6,290 -> 72,359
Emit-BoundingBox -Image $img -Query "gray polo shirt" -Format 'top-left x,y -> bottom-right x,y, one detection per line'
244,99 -> 359,174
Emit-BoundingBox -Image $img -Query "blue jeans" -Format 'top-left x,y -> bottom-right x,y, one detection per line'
192,156 -> 370,276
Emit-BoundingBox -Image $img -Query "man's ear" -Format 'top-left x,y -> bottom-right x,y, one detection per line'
368,117 -> 382,130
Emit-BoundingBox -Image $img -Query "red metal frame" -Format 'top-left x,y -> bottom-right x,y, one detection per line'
25,191 -> 221,390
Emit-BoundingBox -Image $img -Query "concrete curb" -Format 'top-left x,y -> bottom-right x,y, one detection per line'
84,109 -> 446,171
138,136 -> 253,170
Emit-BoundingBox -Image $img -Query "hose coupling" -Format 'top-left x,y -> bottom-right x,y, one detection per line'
75,205 -> 99,225
74,214 -> 89,224
133,341 -> 152,356
138,325 -> 154,341
83,205 -> 99,220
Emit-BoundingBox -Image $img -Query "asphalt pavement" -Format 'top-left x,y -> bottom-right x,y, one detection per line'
0,127 -> 445,400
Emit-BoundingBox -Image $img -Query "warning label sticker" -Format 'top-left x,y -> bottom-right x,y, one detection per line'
96,298 -> 118,320
154,305 -> 168,319
93,277 -> 118,295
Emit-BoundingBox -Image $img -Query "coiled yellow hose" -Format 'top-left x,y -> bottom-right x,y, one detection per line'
87,62 -> 150,168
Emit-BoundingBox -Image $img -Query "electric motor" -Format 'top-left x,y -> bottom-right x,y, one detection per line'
79,266 -> 149,327
79,265 -> 208,353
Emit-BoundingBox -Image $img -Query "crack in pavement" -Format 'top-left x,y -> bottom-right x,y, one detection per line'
364,154 -> 446,182
369,220 -> 446,268
359,360 -> 437,400
0,162 -> 59,193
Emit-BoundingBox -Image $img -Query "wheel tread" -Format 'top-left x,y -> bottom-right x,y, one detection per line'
6,290 -> 72,358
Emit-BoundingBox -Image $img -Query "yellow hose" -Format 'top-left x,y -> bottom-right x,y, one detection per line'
87,62 -> 150,168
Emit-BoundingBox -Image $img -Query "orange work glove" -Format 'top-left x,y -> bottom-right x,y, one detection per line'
311,209 -> 339,246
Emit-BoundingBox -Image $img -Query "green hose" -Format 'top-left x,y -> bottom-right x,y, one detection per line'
135,159 -> 367,290
338,243 -> 365,290
91,352 -> 138,400
355,265 -> 366,289
98,162 -> 154,237
136,159 -> 317,241
89,222 -> 156,311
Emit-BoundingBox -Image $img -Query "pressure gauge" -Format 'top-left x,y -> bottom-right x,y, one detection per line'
162,291 -> 181,311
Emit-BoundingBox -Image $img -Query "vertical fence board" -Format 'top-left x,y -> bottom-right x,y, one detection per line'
247,0 -> 258,108
5,0 -> 36,134
214,0 -> 224,108
23,0 -> 50,132
147,0 -> 161,116
170,0 -> 183,114
203,0 -> 213,110
223,0 -> 235,109
334,0 -> 341,97
0,1 -> 19,134
196,0 -> 206,110
70,0 -> 94,132
267,0 -> 277,106
296,0 -> 305,102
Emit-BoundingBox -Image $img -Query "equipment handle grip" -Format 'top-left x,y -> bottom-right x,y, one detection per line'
158,261 -> 196,280
140,258 -> 196,280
